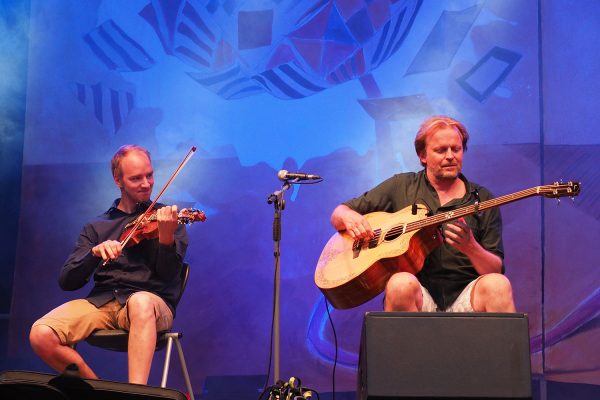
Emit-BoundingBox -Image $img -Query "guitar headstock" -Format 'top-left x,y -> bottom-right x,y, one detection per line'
539,181 -> 581,198
178,208 -> 207,224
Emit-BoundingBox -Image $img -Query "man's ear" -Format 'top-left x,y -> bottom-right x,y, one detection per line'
113,174 -> 123,189
418,150 -> 427,166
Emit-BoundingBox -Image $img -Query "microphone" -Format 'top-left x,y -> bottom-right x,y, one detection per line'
277,170 -> 321,181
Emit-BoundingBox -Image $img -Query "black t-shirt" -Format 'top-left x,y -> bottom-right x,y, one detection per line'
344,170 -> 504,310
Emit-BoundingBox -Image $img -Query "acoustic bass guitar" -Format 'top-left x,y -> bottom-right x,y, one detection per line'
314,181 -> 580,309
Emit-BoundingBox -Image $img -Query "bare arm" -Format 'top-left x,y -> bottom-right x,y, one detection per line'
330,204 -> 374,240
443,218 -> 503,275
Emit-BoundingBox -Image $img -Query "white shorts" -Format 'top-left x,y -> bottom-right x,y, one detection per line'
420,278 -> 480,312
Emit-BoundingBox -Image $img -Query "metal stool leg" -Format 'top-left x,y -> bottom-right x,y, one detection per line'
174,335 -> 195,400
160,335 -> 174,387
160,332 -> 195,400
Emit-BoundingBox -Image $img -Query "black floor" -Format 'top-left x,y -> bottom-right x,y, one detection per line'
198,376 -> 600,400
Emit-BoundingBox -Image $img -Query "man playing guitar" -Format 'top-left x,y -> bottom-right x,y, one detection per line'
329,116 -> 516,313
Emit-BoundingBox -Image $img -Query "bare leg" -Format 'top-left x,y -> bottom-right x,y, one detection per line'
29,325 -> 98,379
126,293 -> 159,384
384,272 -> 423,311
472,273 -> 516,312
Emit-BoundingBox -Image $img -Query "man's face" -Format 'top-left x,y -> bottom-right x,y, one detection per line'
419,127 -> 464,181
114,151 -> 154,204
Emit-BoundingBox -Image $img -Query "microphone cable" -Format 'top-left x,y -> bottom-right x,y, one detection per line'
292,178 -> 324,185
324,296 -> 338,400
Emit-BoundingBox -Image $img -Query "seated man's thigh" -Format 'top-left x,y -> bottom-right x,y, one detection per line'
32,299 -> 118,345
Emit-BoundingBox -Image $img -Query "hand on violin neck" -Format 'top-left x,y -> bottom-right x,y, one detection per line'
157,205 -> 179,246
92,240 -> 123,262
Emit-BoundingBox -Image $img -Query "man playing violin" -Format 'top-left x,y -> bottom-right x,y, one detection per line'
29,144 -> 188,384
330,116 -> 516,313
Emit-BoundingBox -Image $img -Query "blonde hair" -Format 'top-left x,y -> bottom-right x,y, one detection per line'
414,116 -> 469,166
111,145 -> 151,178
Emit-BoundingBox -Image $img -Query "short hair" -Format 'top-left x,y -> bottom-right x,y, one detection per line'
111,144 -> 151,178
414,116 -> 469,166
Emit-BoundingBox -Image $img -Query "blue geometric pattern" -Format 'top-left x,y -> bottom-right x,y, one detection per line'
406,4 -> 483,75
83,19 -> 155,72
73,82 -> 135,134
456,46 -> 522,102
85,0 -> 422,100
358,94 -> 433,121
140,0 -> 219,69
238,10 -> 274,50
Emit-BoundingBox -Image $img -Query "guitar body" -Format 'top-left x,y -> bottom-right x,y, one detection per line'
314,204 -> 442,309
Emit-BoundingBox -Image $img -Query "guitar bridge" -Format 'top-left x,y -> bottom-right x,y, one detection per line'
352,229 -> 381,258
369,229 -> 381,248
352,240 -> 362,258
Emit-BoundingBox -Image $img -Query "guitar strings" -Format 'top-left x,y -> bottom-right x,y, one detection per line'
357,184 -> 572,247
381,187 -> 541,240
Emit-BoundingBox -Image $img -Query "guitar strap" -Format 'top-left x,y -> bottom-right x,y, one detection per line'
471,187 -> 481,213
411,173 -> 424,215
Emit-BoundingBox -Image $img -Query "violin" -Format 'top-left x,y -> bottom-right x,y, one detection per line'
119,208 -> 206,247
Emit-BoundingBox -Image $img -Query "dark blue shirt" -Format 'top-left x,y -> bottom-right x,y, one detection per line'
59,199 -> 188,316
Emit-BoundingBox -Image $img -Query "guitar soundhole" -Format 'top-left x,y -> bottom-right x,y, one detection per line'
384,231 -> 402,241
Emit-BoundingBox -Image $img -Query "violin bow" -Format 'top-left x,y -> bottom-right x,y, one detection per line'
103,146 -> 197,265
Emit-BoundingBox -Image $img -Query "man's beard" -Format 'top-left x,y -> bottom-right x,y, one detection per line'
436,165 -> 460,180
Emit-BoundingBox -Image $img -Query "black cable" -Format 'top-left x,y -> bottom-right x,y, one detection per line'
257,385 -> 270,400
324,296 -> 337,400
288,178 -> 324,185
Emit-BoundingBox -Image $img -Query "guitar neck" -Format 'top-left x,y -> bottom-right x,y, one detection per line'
405,186 -> 542,233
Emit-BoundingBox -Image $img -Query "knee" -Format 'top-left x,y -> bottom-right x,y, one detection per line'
385,272 -> 420,301
127,292 -> 157,322
30,325 -> 60,354
478,273 -> 513,299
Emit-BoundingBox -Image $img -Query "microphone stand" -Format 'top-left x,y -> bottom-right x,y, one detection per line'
266,179 -> 293,384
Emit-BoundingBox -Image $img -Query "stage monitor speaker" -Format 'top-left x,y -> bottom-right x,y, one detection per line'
0,369 -> 188,400
358,312 -> 532,400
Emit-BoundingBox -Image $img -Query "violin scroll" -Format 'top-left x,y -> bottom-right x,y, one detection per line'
178,208 -> 207,224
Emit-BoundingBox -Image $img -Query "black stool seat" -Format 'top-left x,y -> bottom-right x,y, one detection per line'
85,329 -> 182,352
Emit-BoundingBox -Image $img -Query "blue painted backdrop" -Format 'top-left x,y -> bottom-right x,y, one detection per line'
5,0 -> 600,394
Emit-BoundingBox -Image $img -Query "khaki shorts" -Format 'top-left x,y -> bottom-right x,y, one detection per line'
420,278 -> 480,312
32,291 -> 173,345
